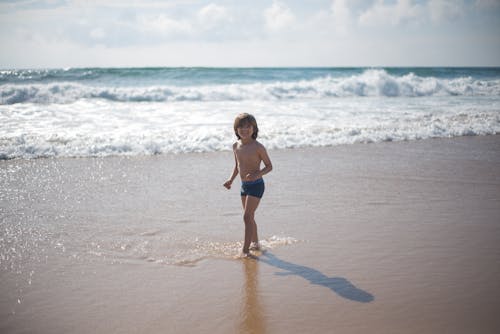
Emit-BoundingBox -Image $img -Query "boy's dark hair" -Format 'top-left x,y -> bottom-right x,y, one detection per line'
234,113 -> 258,139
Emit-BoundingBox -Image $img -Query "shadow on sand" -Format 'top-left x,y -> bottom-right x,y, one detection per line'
258,252 -> 374,303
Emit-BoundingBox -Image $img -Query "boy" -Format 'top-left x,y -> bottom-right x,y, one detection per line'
223,113 -> 273,257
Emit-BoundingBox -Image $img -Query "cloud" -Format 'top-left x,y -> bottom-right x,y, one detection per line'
330,0 -> 352,34
1,0 -> 499,67
428,0 -> 465,23
474,0 -> 500,10
197,3 -> 231,29
137,14 -> 193,36
134,4 -> 234,41
357,0 -> 467,27
264,1 -> 295,31
64,0 -> 182,9
89,27 -> 106,40
359,0 -> 423,27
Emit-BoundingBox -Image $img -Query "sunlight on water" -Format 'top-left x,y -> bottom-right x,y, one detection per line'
82,234 -> 298,266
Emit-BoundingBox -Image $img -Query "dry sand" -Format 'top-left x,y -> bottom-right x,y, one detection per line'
1,135 -> 500,333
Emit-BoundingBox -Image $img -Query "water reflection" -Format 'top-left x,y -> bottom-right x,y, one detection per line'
240,258 -> 266,334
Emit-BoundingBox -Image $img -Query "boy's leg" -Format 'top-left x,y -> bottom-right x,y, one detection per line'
242,195 -> 261,254
241,195 -> 247,210
241,195 -> 259,245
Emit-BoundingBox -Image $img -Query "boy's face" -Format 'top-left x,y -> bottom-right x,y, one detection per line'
237,122 -> 254,140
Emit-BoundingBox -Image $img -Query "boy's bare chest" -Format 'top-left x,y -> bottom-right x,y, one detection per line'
235,145 -> 260,165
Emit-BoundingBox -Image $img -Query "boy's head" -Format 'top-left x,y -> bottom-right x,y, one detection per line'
234,113 -> 258,139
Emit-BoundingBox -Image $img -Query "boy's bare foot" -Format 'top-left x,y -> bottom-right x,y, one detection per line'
240,251 -> 258,259
250,242 -> 261,251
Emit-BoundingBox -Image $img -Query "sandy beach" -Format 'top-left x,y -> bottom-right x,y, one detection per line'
1,135 -> 500,333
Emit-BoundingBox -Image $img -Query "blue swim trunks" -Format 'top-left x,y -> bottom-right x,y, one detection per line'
241,178 -> 265,198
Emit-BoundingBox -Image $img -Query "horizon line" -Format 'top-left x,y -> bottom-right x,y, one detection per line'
2,65 -> 500,70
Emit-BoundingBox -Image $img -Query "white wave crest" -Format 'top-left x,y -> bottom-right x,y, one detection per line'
1,70 -> 499,105
1,95 -> 499,159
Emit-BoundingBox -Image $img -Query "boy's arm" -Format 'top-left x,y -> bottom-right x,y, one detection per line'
259,145 -> 273,176
223,147 -> 239,189
248,144 -> 273,180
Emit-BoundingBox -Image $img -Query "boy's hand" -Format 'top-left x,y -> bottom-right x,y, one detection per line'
223,180 -> 232,189
245,173 -> 260,181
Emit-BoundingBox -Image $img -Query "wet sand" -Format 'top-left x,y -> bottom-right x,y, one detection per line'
1,135 -> 500,333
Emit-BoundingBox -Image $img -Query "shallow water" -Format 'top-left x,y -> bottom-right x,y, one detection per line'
0,152 -> 297,273
1,136 -> 500,333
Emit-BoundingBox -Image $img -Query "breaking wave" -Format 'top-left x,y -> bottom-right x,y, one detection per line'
2,69 -> 499,105
1,67 -> 499,159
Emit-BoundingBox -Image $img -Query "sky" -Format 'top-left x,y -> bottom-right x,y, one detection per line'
0,0 -> 499,68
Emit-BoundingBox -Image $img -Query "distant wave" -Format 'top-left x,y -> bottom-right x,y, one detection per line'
2,70 -> 499,105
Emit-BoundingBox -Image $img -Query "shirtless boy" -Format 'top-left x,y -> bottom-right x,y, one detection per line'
223,113 -> 273,257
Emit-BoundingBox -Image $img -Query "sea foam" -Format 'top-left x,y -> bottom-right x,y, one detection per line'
1,68 -> 499,159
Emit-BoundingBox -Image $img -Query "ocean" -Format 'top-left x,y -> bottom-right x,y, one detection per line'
1,67 -> 500,159
2,68 -> 500,333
